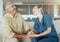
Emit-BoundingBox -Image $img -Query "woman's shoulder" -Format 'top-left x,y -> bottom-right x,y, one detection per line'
44,13 -> 52,18
43,13 -> 52,21
44,13 -> 51,17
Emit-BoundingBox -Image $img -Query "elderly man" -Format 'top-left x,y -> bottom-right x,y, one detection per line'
2,1 -> 31,42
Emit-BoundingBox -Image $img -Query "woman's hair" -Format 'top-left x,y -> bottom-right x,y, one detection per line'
34,6 -> 44,15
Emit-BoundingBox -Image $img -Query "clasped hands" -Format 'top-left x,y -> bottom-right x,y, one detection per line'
26,31 -> 38,39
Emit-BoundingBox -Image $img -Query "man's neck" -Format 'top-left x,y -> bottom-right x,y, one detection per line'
38,13 -> 43,22
7,12 -> 16,16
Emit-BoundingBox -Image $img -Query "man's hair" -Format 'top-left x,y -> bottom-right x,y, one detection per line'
4,1 -> 13,10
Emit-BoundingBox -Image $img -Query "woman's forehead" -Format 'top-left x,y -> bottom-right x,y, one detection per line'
34,6 -> 38,8
33,7 -> 38,10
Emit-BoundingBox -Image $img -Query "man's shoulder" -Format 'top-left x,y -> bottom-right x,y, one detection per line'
16,13 -> 22,16
16,13 -> 22,17
3,14 -> 11,21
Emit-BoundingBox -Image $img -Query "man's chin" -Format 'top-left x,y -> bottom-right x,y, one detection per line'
13,11 -> 16,15
14,11 -> 17,13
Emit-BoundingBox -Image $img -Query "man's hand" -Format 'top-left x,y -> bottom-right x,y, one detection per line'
13,34 -> 26,38
28,31 -> 34,35
13,31 -> 38,39
27,31 -> 39,39
26,31 -> 35,39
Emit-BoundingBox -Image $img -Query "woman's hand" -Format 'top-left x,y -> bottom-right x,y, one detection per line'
27,31 -> 34,39
30,34 -> 39,38
27,31 -> 39,39
28,31 -> 34,35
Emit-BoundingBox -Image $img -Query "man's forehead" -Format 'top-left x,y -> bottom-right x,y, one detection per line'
9,3 -> 15,6
9,2 -> 14,5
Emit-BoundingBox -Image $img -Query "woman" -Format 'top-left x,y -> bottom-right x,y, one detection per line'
29,6 -> 59,42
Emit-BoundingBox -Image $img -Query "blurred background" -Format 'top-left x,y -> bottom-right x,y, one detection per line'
0,0 -> 60,42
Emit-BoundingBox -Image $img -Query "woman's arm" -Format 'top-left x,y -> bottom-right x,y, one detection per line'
37,27 -> 51,37
31,27 -> 51,38
31,14 -> 52,38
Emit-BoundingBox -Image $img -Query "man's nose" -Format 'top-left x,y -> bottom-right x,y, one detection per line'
14,6 -> 16,9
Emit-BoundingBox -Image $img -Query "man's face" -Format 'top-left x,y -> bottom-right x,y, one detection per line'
8,2 -> 16,15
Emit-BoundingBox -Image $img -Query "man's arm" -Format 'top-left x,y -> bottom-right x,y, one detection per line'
19,13 -> 30,33
21,16 -> 31,33
2,17 -> 15,38
13,33 -> 26,38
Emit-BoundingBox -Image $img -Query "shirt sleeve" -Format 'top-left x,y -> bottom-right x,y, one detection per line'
19,14 -> 29,32
44,14 -> 53,28
22,19 -> 29,32
2,17 -> 15,38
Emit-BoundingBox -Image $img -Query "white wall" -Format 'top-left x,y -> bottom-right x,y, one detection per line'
54,20 -> 60,34
0,0 -> 3,21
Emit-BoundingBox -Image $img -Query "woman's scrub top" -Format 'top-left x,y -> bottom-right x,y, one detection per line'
33,14 -> 59,42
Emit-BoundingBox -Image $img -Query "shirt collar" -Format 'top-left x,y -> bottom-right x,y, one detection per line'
6,13 -> 17,18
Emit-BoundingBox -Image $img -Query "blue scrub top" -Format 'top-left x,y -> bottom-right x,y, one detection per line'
34,14 -> 58,39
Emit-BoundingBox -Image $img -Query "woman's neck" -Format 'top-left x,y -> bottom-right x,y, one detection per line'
38,13 -> 43,22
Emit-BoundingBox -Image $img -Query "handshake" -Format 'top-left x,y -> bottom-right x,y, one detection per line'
13,31 -> 38,39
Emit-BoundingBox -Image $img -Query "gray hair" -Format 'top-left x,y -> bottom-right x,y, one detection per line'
4,1 -> 13,10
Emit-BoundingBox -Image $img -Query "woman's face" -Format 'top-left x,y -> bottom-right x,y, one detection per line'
32,6 -> 39,15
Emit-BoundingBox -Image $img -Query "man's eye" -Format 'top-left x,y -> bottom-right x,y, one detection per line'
12,5 -> 14,7
11,6 -> 13,7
